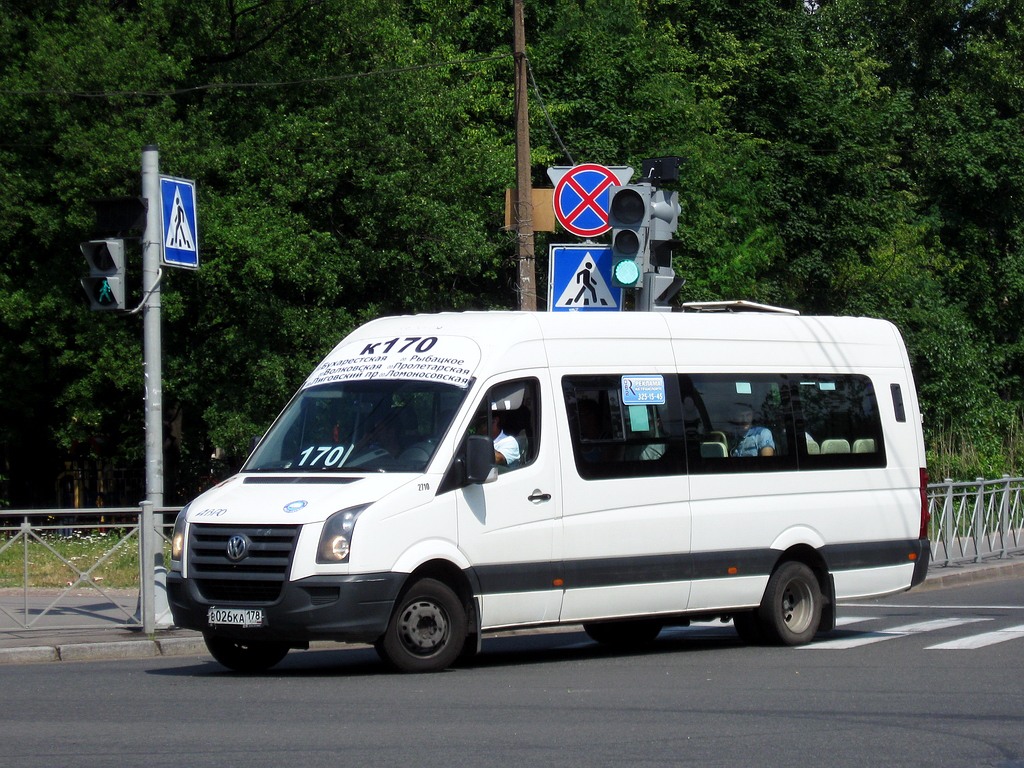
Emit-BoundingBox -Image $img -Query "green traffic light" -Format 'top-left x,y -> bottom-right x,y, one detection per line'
80,238 -> 125,311
613,259 -> 641,286
96,278 -> 115,304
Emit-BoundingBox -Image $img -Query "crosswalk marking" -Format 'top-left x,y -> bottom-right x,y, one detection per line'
568,616 -> 1024,652
926,624 -> 1024,650
803,617 -> 991,650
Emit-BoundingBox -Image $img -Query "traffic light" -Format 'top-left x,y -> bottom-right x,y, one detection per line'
608,184 -> 681,289
80,239 -> 126,311
641,271 -> 686,313
608,184 -> 651,288
649,188 -> 680,246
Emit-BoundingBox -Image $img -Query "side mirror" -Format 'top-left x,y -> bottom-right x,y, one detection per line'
465,435 -> 497,485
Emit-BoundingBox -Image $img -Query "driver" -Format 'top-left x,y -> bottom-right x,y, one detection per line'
475,411 -> 520,468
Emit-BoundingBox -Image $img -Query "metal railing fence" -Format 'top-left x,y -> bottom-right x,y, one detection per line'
928,476 -> 1024,566
1,478 -> 1022,634
0,503 -> 178,635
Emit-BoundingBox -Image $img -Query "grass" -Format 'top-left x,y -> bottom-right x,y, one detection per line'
0,527 -> 157,590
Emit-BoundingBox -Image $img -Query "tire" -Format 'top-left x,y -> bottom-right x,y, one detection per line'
204,634 -> 290,672
757,561 -> 822,646
375,578 -> 468,673
583,619 -> 663,648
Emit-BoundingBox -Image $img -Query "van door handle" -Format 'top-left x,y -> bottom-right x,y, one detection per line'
528,490 -> 552,503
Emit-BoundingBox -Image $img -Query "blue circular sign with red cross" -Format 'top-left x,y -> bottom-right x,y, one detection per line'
552,163 -> 620,238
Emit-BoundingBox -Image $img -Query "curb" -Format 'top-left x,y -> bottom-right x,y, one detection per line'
914,559 -> 1024,592
0,633 -> 208,666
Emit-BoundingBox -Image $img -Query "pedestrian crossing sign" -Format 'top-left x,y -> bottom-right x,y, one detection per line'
160,176 -> 199,269
548,245 -> 622,312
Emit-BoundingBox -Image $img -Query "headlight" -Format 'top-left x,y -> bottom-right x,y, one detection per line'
170,505 -> 189,566
316,504 -> 370,563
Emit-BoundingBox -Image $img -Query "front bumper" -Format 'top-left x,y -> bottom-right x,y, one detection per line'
167,570 -> 405,644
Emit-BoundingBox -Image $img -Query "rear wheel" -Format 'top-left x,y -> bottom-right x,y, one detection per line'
583,619 -> 663,648
204,635 -> 290,672
375,578 -> 467,673
757,561 -> 822,646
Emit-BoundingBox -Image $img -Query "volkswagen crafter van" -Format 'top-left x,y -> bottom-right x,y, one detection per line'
168,309 -> 930,672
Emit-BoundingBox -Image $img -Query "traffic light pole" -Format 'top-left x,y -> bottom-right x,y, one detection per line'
141,145 -> 164,511
140,145 -> 170,632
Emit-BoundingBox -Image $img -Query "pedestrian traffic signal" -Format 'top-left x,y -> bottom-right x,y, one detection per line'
608,184 -> 651,289
649,188 -> 680,245
80,239 -> 126,311
641,271 -> 686,312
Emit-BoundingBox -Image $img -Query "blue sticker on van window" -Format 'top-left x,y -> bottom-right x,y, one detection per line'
621,375 -> 666,405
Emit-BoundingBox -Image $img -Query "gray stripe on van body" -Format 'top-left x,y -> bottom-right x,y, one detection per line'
469,538 -> 925,595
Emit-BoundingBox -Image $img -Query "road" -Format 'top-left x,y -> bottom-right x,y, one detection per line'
2,577 -> 1023,768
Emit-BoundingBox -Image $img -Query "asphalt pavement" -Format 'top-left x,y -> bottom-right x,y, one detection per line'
1,557 -> 1021,665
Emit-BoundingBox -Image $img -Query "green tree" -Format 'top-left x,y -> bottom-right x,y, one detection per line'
4,0 -> 1024,505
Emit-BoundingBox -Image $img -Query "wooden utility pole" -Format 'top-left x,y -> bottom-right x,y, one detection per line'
513,0 -> 536,311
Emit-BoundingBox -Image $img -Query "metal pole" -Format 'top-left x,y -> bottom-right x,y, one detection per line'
141,145 -> 164,510
513,0 -> 536,311
1000,474 -> 1011,558
140,146 -> 173,630
140,500 -> 155,634
974,477 -> 985,564
942,478 -> 954,567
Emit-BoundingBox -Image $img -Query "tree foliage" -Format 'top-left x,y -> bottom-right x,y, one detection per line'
1,0 -> 1023,503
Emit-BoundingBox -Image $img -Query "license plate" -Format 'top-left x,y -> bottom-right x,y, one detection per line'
207,607 -> 264,627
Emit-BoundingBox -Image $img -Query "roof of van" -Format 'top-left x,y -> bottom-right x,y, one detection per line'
351,310 -> 899,343
337,311 -> 909,378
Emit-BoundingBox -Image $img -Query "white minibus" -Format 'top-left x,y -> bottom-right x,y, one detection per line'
168,308 -> 931,672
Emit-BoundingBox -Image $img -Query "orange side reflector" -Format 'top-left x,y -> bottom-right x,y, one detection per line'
727,567 -> 738,575
908,553 -> 917,561
553,578 -> 564,587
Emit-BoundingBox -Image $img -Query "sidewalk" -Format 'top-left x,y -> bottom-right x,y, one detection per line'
1,557 -> 1022,665
0,587 -> 207,665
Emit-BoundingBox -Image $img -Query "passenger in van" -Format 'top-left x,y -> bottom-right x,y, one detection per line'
474,411 -> 520,468
730,404 -> 775,457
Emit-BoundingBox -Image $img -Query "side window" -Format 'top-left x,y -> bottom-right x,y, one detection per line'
562,374 -> 685,480
891,383 -> 907,423
796,375 -> 885,468
686,374 -> 796,473
467,378 -> 540,472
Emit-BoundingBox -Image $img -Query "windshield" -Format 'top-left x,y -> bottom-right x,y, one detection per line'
244,379 -> 469,473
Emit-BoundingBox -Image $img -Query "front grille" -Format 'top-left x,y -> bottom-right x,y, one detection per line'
188,523 -> 299,604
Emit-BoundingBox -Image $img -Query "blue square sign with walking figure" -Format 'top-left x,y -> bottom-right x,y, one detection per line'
160,176 -> 199,269
548,244 -> 622,312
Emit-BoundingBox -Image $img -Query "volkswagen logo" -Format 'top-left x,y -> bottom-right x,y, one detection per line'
225,534 -> 250,562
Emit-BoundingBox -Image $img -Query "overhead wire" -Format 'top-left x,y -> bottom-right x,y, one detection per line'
526,57 -> 574,166
2,50 -> 576,169
0,54 -> 512,100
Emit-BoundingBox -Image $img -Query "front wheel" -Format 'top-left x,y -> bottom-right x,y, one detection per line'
204,634 -> 290,672
757,561 -> 822,646
375,578 -> 468,673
